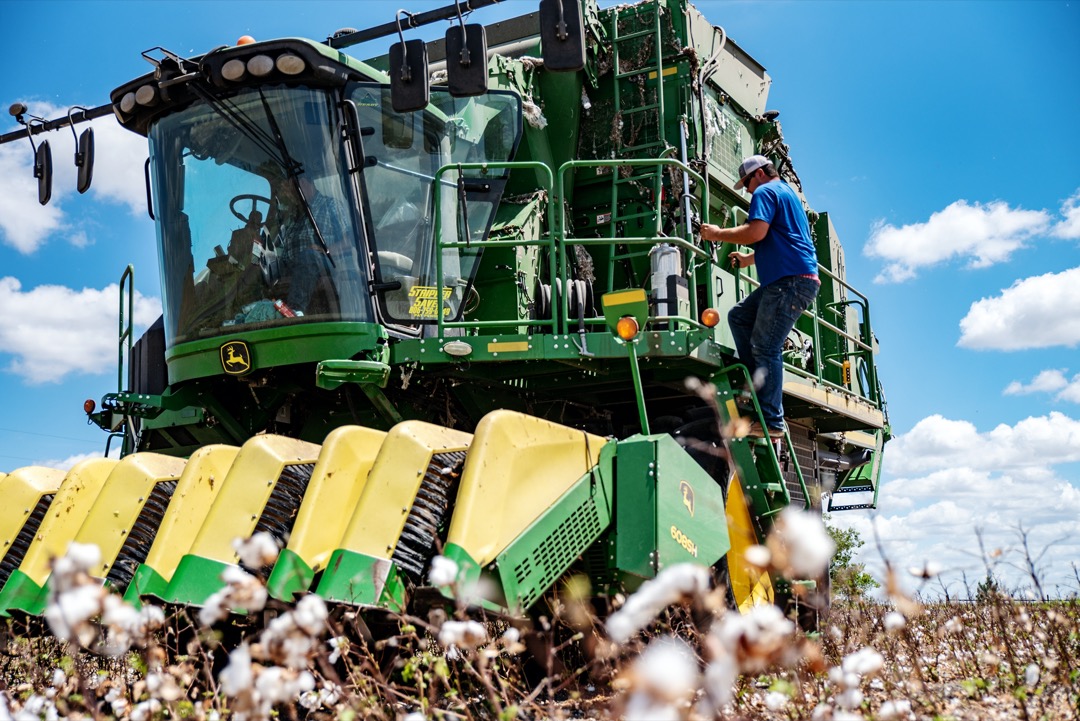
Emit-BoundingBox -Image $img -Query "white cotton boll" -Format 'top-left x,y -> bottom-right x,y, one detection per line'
101,594 -> 140,631
130,699 -> 162,721
835,687 -> 863,710
623,693 -> 681,721
218,644 -> 254,696
403,713 -> 426,721
764,691 -> 788,710
878,699 -> 913,721
842,647 -> 884,677
703,651 -> 738,707
427,555 -> 458,587
1025,663 -> 1039,686
327,636 -> 348,664
45,584 -> 105,644
811,702 -> 833,720
716,603 -> 794,658
775,508 -> 835,577
233,532 -> 280,568
438,620 -> 487,650
907,560 -> 943,579
833,711 -> 864,721
199,594 -> 229,627
298,691 -> 320,711
605,564 -> 711,644
884,611 -> 906,632
293,594 -> 328,635
51,669 -> 66,688
633,636 -> 700,703
744,544 -> 771,568
65,542 -> 102,573
501,627 -> 520,644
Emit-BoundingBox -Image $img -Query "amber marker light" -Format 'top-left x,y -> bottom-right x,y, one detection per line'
237,35 -> 256,45
615,316 -> 640,341
701,307 -> 721,328
83,399 -> 96,414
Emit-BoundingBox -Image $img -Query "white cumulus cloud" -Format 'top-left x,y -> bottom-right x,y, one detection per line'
957,266 -> 1080,350
883,411 -> 1080,477
1004,368 -> 1080,403
832,410 -> 1080,598
1052,189 -> 1080,239
0,101 -> 147,254
865,199 -> 1051,283
1004,368 -> 1069,396
0,277 -> 161,384
35,448 -> 120,470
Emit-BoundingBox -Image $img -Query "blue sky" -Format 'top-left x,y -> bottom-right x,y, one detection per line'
2,0 -> 1078,597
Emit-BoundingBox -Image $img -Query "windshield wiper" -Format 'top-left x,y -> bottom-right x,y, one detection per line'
254,90 -> 334,265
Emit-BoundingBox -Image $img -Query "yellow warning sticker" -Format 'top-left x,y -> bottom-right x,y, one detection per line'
487,341 -> 529,353
408,285 -> 453,318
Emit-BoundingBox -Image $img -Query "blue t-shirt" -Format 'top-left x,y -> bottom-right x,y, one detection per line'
747,180 -> 818,287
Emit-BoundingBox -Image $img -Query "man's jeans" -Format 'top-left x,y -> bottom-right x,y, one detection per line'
728,275 -> 820,431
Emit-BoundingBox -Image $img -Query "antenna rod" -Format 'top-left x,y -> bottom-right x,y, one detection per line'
328,0 -> 503,49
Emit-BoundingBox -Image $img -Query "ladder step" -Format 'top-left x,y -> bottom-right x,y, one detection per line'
612,174 -> 660,185
616,104 -> 661,116
612,213 -> 656,225
616,67 -> 661,80
620,141 -> 666,154
613,27 -> 656,42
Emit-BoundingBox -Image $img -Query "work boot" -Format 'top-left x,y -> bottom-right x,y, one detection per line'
746,421 -> 784,439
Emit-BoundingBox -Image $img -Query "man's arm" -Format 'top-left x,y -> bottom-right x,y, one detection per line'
699,219 -> 770,245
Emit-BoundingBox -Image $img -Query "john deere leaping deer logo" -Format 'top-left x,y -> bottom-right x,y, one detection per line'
679,480 -> 695,517
220,341 -> 252,375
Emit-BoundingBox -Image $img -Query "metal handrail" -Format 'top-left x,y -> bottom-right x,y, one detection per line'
557,157 -> 712,334
431,161 -> 554,336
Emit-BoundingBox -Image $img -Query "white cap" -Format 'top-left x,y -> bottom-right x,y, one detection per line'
734,154 -> 770,189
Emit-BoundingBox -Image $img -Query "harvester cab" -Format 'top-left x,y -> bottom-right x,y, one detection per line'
0,0 -> 888,632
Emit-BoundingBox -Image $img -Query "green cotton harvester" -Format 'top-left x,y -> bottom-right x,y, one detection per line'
0,0 -> 888,633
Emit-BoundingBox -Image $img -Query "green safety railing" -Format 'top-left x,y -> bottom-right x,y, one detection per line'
430,161 -> 554,337
430,156 -> 712,338
555,157 -> 713,335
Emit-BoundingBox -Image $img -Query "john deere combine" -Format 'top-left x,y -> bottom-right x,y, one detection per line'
0,0 -> 887,627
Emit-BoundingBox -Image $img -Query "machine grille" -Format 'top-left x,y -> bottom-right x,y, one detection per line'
107,482 -> 177,589
0,494 -> 54,588
513,496 -> 602,610
393,451 -> 467,582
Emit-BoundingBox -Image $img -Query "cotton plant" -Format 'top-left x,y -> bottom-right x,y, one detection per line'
43,541 -> 165,656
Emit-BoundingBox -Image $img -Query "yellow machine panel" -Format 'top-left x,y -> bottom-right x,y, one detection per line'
445,410 -> 607,567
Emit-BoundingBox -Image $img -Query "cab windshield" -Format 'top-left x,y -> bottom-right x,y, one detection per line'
148,85 -> 370,346
348,83 -> 521,325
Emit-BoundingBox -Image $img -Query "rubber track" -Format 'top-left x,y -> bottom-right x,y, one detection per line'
250,462 -> 316,573
107,481 -> 177,590
0,494 -> 54,588
392,451 -> 467,582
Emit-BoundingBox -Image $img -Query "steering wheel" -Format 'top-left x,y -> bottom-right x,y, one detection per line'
230,194 -> 274,225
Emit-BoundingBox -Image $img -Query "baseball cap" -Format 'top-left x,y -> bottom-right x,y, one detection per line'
734,154 -> 770,189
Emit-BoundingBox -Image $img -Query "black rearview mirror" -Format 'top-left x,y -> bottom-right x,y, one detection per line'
446,24 -> 488,97
539,0 -> 586,72
35,140 -> 53,206
389,39 -> 430,113
76,127 -> 95,194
